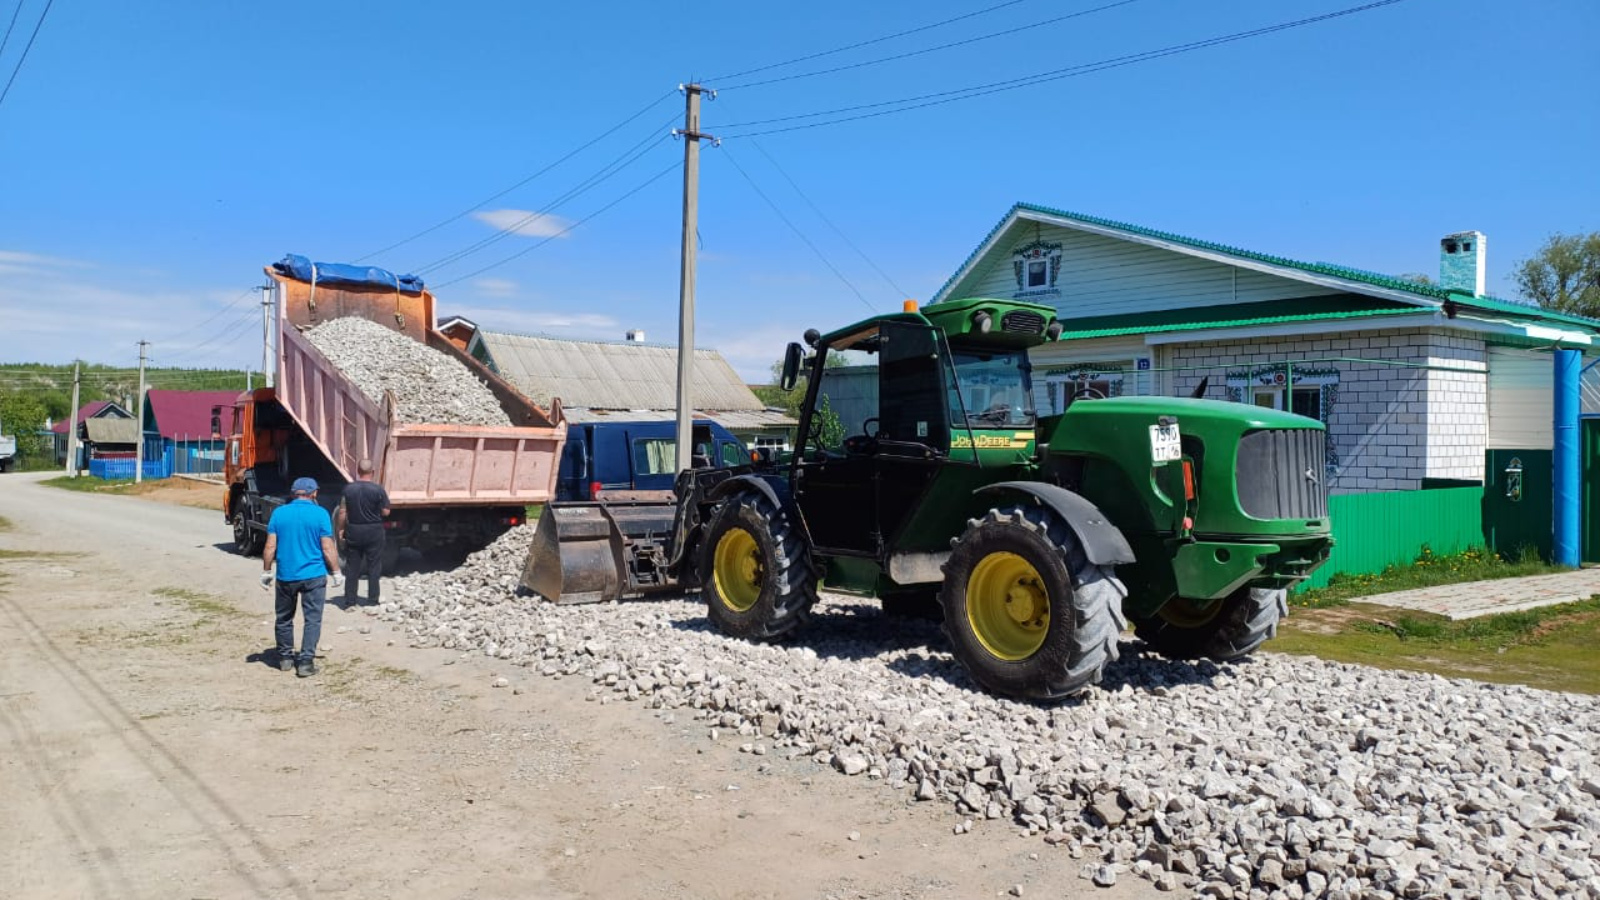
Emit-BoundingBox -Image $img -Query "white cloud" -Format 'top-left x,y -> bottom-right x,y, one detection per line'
472,277 -> 519,299
471,209 -> 573,239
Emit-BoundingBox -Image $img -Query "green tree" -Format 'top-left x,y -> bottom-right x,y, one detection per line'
812,393 -> 845,450
1513,232 -> 1600,317
0,392 -> 50,459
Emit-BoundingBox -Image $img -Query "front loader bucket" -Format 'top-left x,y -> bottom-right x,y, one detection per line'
521,501 -> 681,605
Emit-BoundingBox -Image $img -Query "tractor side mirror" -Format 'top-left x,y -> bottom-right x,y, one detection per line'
779,342 -> 805,391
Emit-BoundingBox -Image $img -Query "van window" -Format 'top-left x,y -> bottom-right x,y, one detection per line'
632,438 -> 675,476
719,441 -> 745,466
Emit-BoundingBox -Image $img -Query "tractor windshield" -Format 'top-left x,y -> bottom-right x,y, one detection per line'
951,350 -> 1035,428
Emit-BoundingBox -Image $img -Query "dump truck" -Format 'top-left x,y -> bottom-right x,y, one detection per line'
524,298 -> 1332,700
223,256 -> 567,569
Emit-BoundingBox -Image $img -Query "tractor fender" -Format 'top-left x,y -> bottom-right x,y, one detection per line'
973,482 -> 1136,566
704,473 -> 788,511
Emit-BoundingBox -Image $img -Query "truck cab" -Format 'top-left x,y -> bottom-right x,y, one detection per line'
556,419 -> 748,501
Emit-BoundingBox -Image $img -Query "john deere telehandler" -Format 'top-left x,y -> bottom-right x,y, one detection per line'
523,298 -> 1332,700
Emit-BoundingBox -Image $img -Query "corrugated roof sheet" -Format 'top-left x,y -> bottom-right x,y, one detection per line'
145,390 -> 240,440
934,202 -> 1600,335
476,332 -> 768,412
83,418 -> 140,444
561,407 -> 796,428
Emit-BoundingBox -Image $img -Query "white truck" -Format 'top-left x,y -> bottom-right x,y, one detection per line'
0,434 -> 16,473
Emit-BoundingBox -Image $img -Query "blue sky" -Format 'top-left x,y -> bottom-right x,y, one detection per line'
0,0 -> 1595,381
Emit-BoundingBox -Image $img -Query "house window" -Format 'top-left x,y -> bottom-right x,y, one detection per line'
1252,386 -> 1325,420
1026,260 -> 1048,288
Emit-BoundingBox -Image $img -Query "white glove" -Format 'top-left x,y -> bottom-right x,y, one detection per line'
259,572 -> 274,591
330,572 -> 346,590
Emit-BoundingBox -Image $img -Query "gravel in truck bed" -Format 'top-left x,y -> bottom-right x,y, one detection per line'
304,316 -> 510,426
381,527 -> 1600,900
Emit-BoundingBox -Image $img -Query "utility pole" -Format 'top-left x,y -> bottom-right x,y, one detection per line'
65,361 -> 81,477
134,340 -> 149,484
259,284 -> 274,388
673,83 -> 715,473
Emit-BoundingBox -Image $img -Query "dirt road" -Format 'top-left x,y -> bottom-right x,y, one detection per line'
0,472 -> 1159,900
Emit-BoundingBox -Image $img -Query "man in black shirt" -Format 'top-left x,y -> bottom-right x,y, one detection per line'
336,458 -> 391,607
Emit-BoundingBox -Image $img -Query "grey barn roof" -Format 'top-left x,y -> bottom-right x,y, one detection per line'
83,418 -> 140,444
474,331 -> 790,423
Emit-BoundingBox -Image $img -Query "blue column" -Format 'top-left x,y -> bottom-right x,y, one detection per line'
1552,349 -> 1581,567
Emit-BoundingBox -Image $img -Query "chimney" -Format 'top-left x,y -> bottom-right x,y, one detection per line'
625,329 -> 646,343
1439,231 -> 1486,296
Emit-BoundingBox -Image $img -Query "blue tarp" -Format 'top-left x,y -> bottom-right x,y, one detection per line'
272,254 -> 425,293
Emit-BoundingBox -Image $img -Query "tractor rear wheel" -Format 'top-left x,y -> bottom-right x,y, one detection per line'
940,505 -> 1127,700
702,492 -> 817,641
1135,587 -> 1288,661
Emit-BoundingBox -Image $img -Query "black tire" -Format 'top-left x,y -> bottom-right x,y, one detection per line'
232,510 -> 264,556
1134,586 -> 1288,661
380,541 -> 402,576
940,506 -> 1127,700
701,491 -> 817,641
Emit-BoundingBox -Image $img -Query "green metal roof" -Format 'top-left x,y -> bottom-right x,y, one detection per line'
1051,299 -> 1422,341
933,202 -> 1600,336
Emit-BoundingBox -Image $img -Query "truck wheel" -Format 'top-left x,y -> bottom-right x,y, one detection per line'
940,506 -> 1127,700
1135,587 -> 1288,661
702,492 -> 816,641
232,511 -> 264,556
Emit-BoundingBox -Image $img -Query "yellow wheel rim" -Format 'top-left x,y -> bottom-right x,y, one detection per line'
713,527 -> 763,612
1157,595 -> 1224,629
966,551 -> 1050,660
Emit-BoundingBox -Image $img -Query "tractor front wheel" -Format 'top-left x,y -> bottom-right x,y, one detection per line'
1134,587 -> 1288,661
702,492 -> 817,641
940,505 -> 1127,700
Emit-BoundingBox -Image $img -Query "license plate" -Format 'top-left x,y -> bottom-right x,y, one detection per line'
1149,423 -> 1181,463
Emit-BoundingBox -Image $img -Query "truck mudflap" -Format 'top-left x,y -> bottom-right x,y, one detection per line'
521,501 -> 680,605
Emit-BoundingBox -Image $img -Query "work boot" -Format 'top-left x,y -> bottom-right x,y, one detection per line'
278,651 -> 295,672
296,659 -> 317,678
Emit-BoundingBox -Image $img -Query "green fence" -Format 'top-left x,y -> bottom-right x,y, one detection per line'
1296,486 -> 1485,591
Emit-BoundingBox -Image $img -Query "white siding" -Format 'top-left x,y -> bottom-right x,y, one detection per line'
952,222 -> 1339,319
1487,347 -> 1553,450
1028,336 -> 1155,413
1583,362 -> 1600,416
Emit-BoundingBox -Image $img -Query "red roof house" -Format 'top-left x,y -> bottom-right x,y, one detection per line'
143,390 -> 240,441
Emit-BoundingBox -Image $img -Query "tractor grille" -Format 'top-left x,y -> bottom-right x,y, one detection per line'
1001,310 -> 1045,334
1235,429 -> 1328,520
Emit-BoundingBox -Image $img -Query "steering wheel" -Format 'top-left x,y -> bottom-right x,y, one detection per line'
1072,385 -> 1107,401
862,417 -> 880,438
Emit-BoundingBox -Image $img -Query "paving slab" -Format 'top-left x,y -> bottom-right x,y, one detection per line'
1353,567 -> 1600,620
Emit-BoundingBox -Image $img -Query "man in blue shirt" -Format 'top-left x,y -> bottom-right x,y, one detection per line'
263,477 -> 343,678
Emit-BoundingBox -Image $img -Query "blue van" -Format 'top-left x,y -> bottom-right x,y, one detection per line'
555,419 -> 749,501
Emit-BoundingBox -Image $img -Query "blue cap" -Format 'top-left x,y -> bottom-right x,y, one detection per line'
291,477 -> 319,494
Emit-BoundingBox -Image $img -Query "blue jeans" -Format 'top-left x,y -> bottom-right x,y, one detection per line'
274,576 -> 327,664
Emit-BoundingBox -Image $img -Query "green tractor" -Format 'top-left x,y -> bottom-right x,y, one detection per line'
524,298 -> 1332,700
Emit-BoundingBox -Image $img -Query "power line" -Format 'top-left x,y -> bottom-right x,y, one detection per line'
0,0 -> 24,60
748,139 -> 908,299
0,0 -> 52,110
707,0 -> 1038,83
720,144 -> 874,313
354,90 -> 680,264
163,287 -> 260,343
720,0 -> 1142,91
716,0 -> 1409,137
414,126 -> 675,276
433,157 -> 684,289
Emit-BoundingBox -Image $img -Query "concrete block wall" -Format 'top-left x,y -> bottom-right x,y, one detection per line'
1161,328 -> 1486,493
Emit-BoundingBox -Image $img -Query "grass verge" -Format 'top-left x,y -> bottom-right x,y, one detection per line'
1275,596 -> 1600,694
39,475 -> 142,495
1292,545 -> 1567,609
152,586 -> 249,619
0,514 -> 11,531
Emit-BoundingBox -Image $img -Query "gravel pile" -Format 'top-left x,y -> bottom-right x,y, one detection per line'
383,527 -> 1600,900
304,317 -> 510,426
